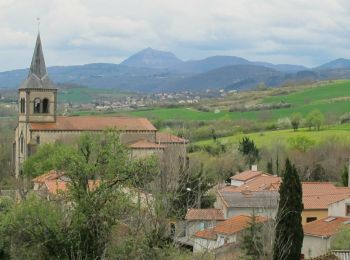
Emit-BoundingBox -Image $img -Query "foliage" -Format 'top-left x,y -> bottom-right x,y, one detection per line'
290,112 -> 302,131
170,163 -> 215,219
341,164 -> 349,187
287,135 -> 315,152
241,213 -> 264,260
340,112 -> 350,124
331,226 -> 350,250
238,137 -> 260,167
273,159 -> 303,260
266,158 -> 273,175
1,131 -> 159,259
305,110 -> 325,131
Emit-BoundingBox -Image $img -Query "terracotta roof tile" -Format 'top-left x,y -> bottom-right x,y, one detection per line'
156,132 -> 188,144
185,208 -> 225,221
32,170 -> 63,183
230,170 -> 270,181
30,116 -> 157,131
128,139 -> 165,149
194,215 -> 268,240
303,216 -> 350,237
219,176 -> 350,210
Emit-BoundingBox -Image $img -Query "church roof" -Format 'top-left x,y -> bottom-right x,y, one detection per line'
29,116 -> 157,131
20,33 -> 55,89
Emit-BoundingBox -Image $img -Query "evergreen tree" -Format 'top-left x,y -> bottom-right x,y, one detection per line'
273,159 -> 303,260
267,158 -> 273,175
241,213 -> 264,259
238,137 -> 260,167
341,165 -> 349,187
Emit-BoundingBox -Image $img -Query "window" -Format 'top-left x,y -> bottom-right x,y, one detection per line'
42,98 -> 49,113
306,217 -> 317,223
36,136 -> 40,144
20,98 -> 25,113
34,98 -> 41,113
346,204 -> 350,216
20,134 -> 24,154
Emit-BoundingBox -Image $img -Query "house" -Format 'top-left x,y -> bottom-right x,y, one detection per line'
302,216 -> 350,258
185,208 -> 225,238
229,166 -> 271,187
215,190 -> 279,219
13,33 -> 187,178
193,214 -> 268,253
327,195 -> 350,217
219,170 -> 350,224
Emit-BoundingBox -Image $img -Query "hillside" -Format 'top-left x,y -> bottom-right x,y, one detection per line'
1,47 -> 350,92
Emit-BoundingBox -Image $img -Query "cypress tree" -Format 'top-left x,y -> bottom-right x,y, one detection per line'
273,159 -> 303,260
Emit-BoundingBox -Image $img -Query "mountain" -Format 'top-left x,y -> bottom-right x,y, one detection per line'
315,58 -> 350,70
166,65 -> 284,92
253,62 -> 308,73
171,56 -> 251,74
121,48 -> 183,69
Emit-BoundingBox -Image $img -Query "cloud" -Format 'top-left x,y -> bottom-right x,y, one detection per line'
1,0 -> 350,70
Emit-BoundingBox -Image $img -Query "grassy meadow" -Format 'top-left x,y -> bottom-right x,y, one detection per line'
195,124 -> 350,148
127,80 -> 350,122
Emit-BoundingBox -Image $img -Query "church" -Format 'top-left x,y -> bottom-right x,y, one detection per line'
14,34 -> 187,177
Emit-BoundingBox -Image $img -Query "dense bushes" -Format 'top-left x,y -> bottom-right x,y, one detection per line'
229,102 -> 291,112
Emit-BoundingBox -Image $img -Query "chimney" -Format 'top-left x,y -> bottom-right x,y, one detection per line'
251,165 -> 258,172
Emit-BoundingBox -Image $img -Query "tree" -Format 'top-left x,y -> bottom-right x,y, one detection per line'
305,110 -> 325,131
273,159 -> 303,260
287,136 -> 315,152
2,131 -> 159,259
341,164 -> 349,187
241,213 -> 264,260
290,112 -> 302,131
238,137 -> 260,167
331,226 -> 350,250
266,158 -> 273,175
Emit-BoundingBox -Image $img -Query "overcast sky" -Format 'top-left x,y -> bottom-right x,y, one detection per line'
1,0 -> 350,71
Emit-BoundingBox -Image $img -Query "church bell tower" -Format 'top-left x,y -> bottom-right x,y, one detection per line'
15,33 -> 57,177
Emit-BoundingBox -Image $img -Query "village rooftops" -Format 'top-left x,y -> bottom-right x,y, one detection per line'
230,170 -> 271,182
194,215 -> 268,240
128,139 -> 165,149
185,208 -> 225,221
156,132 -> 188,144
217,190 -> 279,209
303,216 -> 350,238
219,175 -> 350,210
29,116 -> 157,131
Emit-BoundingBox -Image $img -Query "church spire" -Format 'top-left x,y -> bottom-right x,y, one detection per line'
29,33 -> 47,80
20,33 -> 54,89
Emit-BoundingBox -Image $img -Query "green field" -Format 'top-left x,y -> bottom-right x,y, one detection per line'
126,80 -> 350,121
195,124 -> 350,148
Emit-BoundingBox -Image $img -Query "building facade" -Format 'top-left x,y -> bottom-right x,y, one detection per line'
14,34 -> 187,177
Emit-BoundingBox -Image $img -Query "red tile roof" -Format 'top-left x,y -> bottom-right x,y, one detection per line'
219,176 -> 350,210
44,179 -> 100,195
32,170 -> 63,183
128,139 -> 165,149
194,215 -> 268,240
30,116 -> 157,131
303,216 -> 350,237
185,208 -> 225,221
156,132 -> 188,144
230,170 -> 270,181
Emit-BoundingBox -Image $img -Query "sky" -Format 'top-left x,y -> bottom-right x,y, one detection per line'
1,0 -> 350,71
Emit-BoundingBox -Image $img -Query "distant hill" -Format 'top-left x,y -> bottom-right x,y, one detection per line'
315,58 -> 350,70
121,48 -> 183,69
2,47 -> 350,93
166,65 -> 284,91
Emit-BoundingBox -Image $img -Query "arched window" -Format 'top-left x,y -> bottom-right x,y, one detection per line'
20,98 -> 25,113
34,98 -> 41,113
42,98 -> 49,113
